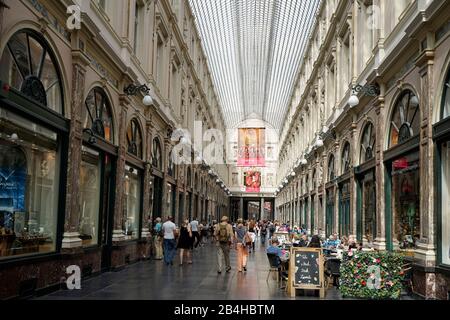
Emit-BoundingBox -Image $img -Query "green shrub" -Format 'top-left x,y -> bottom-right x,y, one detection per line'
339,251 -> 405,299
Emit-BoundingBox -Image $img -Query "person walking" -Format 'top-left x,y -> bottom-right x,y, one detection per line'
248,220 -> 256,253
177,219 -> 193,265
153,217 -> 163,260
162,216 -> 177,266
214,216 -> 233,274
190,217 -> 201,248
200,221 -> 208,246
234,219 -> 249,272
260,220 -> 268,246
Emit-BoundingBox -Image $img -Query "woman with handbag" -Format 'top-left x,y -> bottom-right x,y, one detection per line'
234,219 -> 250,272
177,219 -> 193,265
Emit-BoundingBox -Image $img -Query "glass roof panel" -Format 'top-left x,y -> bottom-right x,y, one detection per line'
189,0 -> 321,130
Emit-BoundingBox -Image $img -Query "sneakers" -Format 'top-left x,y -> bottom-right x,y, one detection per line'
226,267 -> 231,273
243,266 -> 247,272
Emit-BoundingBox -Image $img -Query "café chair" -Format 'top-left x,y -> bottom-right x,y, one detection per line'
266,253 -> 281,286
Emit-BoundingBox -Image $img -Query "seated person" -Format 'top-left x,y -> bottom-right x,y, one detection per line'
267,238 -> 282,267
298,234 -> 309,247
308,235 -> 322,248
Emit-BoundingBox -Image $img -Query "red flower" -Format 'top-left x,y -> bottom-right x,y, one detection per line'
361,280 -> 366,286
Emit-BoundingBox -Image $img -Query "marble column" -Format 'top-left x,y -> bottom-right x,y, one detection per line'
112,94 -> 130,242
62,47 -> 89,249
374,83 -> 387,250
415,43 -> 437,271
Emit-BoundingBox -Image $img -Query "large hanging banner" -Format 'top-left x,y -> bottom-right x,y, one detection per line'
237,128 -> 265,167
0,142 -> 27,231
244,171 -> 261,193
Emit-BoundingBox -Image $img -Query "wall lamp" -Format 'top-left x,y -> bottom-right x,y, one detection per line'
124,83 -> 153,106
348,84 -> 380,108
83,128 -> 97,144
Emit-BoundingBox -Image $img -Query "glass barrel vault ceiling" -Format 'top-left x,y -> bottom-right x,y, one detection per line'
189,0 -> 321,130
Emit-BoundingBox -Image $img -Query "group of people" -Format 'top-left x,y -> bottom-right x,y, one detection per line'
152,216 -> 211,266
212,216 -> 277,274
151,215 -> 278,274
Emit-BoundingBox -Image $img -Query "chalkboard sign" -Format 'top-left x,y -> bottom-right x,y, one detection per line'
288,247 -> 324,294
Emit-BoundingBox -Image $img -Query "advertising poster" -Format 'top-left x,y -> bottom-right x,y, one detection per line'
237,128 -> 265,166
0,142 -> 27,230
244,171 -> 261,193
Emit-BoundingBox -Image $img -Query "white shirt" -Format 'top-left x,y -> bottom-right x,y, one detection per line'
190,220 -> 199,232
162,221 -> 176,240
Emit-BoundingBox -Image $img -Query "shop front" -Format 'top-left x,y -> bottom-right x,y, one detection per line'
151,138 -> 163,222
355,121 -> 377,246
434,64 -> 450,298
384,89 -> 421,252
338,142 -> 351,238
325,155 -> 336,237
80,87 -> 119,270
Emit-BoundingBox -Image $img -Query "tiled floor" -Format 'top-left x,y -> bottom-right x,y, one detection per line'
34,238 -> 403,300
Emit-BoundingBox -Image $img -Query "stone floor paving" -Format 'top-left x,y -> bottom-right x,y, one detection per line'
35,238 -> 416,300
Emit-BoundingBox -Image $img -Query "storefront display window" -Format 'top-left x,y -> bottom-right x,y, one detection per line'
441,141 -> 450,265
123,165 -> 141,239
391,152 -> 420,250
0,30 -> 63,113
79,146 -> 101,246
363,173 -> 376,244
0,107 -> 59,258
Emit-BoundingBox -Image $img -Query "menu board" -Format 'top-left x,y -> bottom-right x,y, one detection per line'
289,248 -> 324,289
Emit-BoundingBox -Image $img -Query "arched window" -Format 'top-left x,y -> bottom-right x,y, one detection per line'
312,169 -> 317,189
360,122 -> 375,163
389,89 -> 420,147
152,138 -> 162,170
328,155 -> 335,181
341,142 -> 351,174
442,69 -> 450,120
126,118 -> 142,158
83,87 -> 114,143
0,29 -> 63,113
187,167 -> 192,187
168,149 -> 175,177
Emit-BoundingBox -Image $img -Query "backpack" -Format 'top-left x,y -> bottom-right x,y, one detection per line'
218,224 -> 229,243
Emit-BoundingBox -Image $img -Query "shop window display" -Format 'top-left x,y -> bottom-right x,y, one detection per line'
0,107 -> 59,258
0,30 -> 63,113
123,165 -> 141,239
79,146 -> 101,246
391,152 -> 420,250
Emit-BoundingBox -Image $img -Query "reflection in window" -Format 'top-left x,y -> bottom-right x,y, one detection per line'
0,107 -> 59,259
79,146 -> 101,246
389,90 -> 419,147
360,122 -> 375,163
0,30 -> 63,113
83,87 -> 114,143
328,155 -> 335,181
152,139 -> 162,170
126,119 -> 142,158
392,152 -> 420,250
341,142 -> 351,174
123,165 -> 141,240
